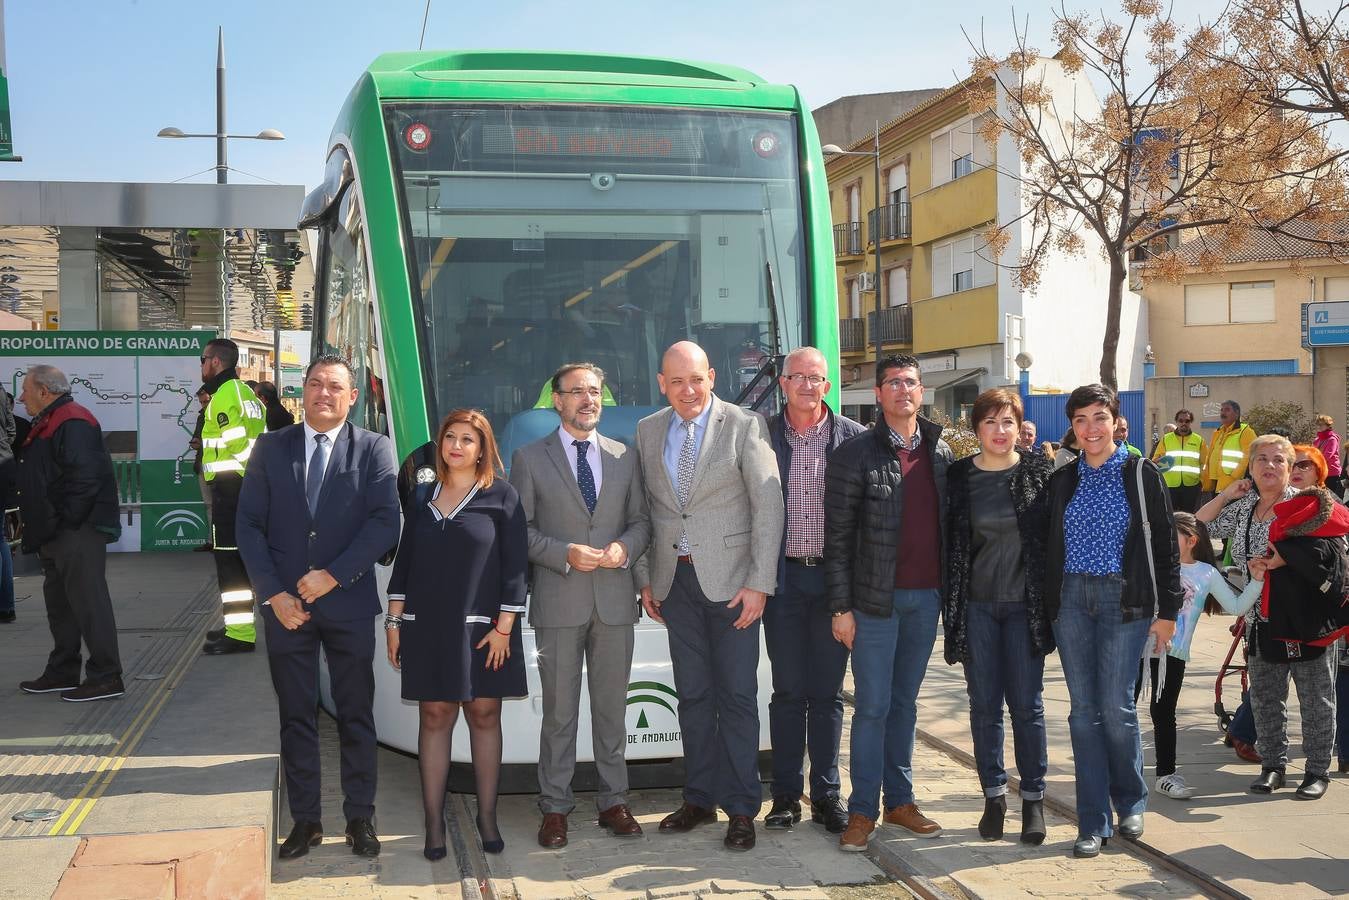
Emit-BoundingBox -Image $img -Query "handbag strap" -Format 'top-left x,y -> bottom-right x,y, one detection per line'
1136,458 -> 1160,611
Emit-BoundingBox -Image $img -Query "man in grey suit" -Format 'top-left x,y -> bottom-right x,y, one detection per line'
510,362 -> 652,850
636,341 -> 784,852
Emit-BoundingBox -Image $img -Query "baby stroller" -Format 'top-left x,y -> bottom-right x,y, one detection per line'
1214,616 -> 1248,734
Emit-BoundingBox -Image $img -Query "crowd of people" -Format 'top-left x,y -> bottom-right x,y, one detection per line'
8,341 -> 1348,868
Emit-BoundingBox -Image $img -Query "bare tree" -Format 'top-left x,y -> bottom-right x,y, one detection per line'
968,0 -> 1348,388
1228,1 -> 1349,124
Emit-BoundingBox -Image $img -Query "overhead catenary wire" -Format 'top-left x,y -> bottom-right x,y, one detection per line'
419,0 -> 432,50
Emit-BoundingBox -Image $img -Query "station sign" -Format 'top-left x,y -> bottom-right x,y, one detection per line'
1305,301 -> 1349,347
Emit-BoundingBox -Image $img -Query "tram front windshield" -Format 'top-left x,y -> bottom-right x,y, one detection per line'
386,103 -> 806,457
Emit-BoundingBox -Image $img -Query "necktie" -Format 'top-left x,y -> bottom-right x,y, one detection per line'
306,434 -> 329,516
676,419 -> 696,554
573,439 -> 597,514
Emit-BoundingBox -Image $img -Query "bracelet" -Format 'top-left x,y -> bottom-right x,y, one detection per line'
384,615 -> 402,631
494,625 -> 511,636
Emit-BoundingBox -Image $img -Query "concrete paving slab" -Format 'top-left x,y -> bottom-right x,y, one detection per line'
0,836 -> 79,900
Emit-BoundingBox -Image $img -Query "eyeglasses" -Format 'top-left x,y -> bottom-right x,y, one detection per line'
557,388 -> 603,399
1293,459 -> 1317,471
199,356 -> 211,364
881,377 -> 921,392
784,373 -> 826,386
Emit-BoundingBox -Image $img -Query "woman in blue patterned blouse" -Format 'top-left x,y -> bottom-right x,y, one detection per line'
1044,384 -> 1182,859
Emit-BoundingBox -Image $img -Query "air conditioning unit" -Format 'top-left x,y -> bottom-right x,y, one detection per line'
857,271 -> 877,292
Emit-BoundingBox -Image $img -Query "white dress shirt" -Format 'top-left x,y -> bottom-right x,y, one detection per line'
558,424 -> 603,496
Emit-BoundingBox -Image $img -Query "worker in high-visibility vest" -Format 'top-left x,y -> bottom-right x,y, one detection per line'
1151,408 -> 1208,513
199,338 -> 267,655
1201,399 -> 1256,497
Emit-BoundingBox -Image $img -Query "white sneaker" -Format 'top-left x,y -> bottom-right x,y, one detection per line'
1155,773 -> 1197,799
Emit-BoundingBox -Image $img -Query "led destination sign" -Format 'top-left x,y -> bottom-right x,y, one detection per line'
483,122 -> 704,160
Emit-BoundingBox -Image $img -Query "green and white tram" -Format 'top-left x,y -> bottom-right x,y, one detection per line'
300,50 -> 839,777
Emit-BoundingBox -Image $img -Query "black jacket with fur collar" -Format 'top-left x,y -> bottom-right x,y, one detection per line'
942,452 -> 1056,664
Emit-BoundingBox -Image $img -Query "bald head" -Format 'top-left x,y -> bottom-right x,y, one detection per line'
658,340 -> 716,420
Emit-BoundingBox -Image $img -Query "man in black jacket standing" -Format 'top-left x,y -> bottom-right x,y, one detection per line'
824,354 -> 953,850
762,347 -> 863,834
16,365 -> 124,702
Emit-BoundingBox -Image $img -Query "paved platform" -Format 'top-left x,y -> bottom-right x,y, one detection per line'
1,553 -> 1346,898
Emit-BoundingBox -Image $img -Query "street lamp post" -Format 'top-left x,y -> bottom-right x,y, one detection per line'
824,120 -> 884,364
157,27 -> 285,382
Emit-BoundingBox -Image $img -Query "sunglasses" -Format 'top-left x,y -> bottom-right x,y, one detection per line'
1293,459 -> 1318,471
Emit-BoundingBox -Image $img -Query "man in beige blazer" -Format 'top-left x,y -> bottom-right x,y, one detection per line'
635,341 -> 783,852
510,363 -> 651,850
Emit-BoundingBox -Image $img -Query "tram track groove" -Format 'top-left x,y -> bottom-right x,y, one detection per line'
840,688 -> 1247,900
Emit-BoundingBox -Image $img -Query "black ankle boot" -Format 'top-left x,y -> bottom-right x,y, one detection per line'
1020,798 -> 1046,845
1250,767 -> 1286,794
978,795 -> 1006,840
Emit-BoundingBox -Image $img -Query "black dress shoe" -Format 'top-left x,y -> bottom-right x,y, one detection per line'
724,814 -> 755,851
1250,767 -> 1286,794
1295,773 -> 1330,800
978,796 -> 1006,840
763,797 -> 801,829
345,817 -> 381,856
423,844 -> 447,861
658,802 -> 717,833
1117,813 -> 1143,840
203,634 -> 255,655
0,610 -> 14,623
810,796 -> 849,834
206,627 -> 225,642
1020,799 -> 1046,846
279,820 -> 322,859
1073,834 -> 1106,858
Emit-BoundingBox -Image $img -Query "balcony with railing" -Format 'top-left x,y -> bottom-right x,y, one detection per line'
868,202 -> 911,244
868,304 -> 913,345
833,221 -> 863,259
839,317 -> 865,352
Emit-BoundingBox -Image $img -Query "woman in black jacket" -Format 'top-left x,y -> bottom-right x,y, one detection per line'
1046,384 -> 1181,859
944,388 -> 1053,845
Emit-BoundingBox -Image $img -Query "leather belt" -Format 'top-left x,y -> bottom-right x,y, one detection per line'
786,556 -> 824,567
677,554 -> 693,564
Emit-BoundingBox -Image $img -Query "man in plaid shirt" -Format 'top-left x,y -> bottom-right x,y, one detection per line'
762,347 -> 864,834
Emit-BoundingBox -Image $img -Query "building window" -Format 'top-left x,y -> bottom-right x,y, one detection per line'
886,266 -> 908,307
1325,276 -> 1349,301
931,231 -> 995,297
846,276 -> 861,319
1183,281 -> 1275,325
930,114 -> 992,187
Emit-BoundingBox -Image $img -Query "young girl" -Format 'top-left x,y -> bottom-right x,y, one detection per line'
1139,512 -> 1265,799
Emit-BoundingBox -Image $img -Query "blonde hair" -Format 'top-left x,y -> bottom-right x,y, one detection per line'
1248,433 -> 1294,463
1315,414 -> 1334,430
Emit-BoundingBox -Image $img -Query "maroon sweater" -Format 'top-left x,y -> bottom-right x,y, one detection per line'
894,444 -> 941,589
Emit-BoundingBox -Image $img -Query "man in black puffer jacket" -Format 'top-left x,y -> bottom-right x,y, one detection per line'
16,365 -> 124,702
823,354 -> 953,849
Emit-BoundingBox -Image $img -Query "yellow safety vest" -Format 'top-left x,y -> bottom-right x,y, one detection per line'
1157,432 -> 1204,487
1218,424 -> 1251,476
201,379 -> 266,481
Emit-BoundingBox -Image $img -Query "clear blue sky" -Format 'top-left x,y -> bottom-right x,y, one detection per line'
2,0 -> 1229,191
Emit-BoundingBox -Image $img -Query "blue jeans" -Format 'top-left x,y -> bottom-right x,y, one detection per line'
0,537 -> 12,614
1053,574 -> 1151,839
847,588 -> 940,820
963,602 -> 1047,799
764,561 -> 849,802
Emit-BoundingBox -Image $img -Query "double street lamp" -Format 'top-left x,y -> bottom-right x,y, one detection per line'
823,120 -> 884,363
156,28 -> 285,185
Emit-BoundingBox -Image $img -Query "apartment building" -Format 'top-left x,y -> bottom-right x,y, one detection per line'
822,64 -> 1146,422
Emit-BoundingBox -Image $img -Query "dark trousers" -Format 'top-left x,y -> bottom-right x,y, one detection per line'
963,601 -> 1048,798
1336,659 -> 1349,765
38,522 -> 122,683
662,560 -> 762,816
1135,656 -> 1187,777
1167,484 -> 1201,514
266,613 -> 378,823
209,474 -> 254,641
763,560 -> 848,803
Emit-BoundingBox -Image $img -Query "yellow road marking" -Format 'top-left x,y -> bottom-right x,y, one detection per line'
46,620 -> 207,836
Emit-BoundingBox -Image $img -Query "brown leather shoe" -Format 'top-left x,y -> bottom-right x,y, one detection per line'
839,813 -> 876,852
658,802 -> 717,833
538,812 -> 568,848
883,802 -> 942,838
724,814 -> 755,851
597,804 -> 643,837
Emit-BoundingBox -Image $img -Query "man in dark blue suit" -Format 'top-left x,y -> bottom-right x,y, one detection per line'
237,355 -> 400,860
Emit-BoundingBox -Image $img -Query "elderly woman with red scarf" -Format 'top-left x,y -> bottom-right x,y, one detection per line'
1245,485 -> 1349,801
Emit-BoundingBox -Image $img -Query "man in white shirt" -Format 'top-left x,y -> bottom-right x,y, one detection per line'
509,363 -> 651,849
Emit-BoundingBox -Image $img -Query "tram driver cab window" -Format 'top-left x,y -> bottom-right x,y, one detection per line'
320,184 -> 388,436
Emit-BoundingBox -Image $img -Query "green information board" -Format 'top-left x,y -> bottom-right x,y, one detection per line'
0,330 -> 215,551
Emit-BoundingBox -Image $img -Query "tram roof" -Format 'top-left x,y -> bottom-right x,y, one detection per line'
361,50 -> 801,109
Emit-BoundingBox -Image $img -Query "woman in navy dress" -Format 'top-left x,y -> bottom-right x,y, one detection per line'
385,409 -> 528,859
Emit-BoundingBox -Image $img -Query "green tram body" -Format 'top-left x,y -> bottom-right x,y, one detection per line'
302,50 -> 839,768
